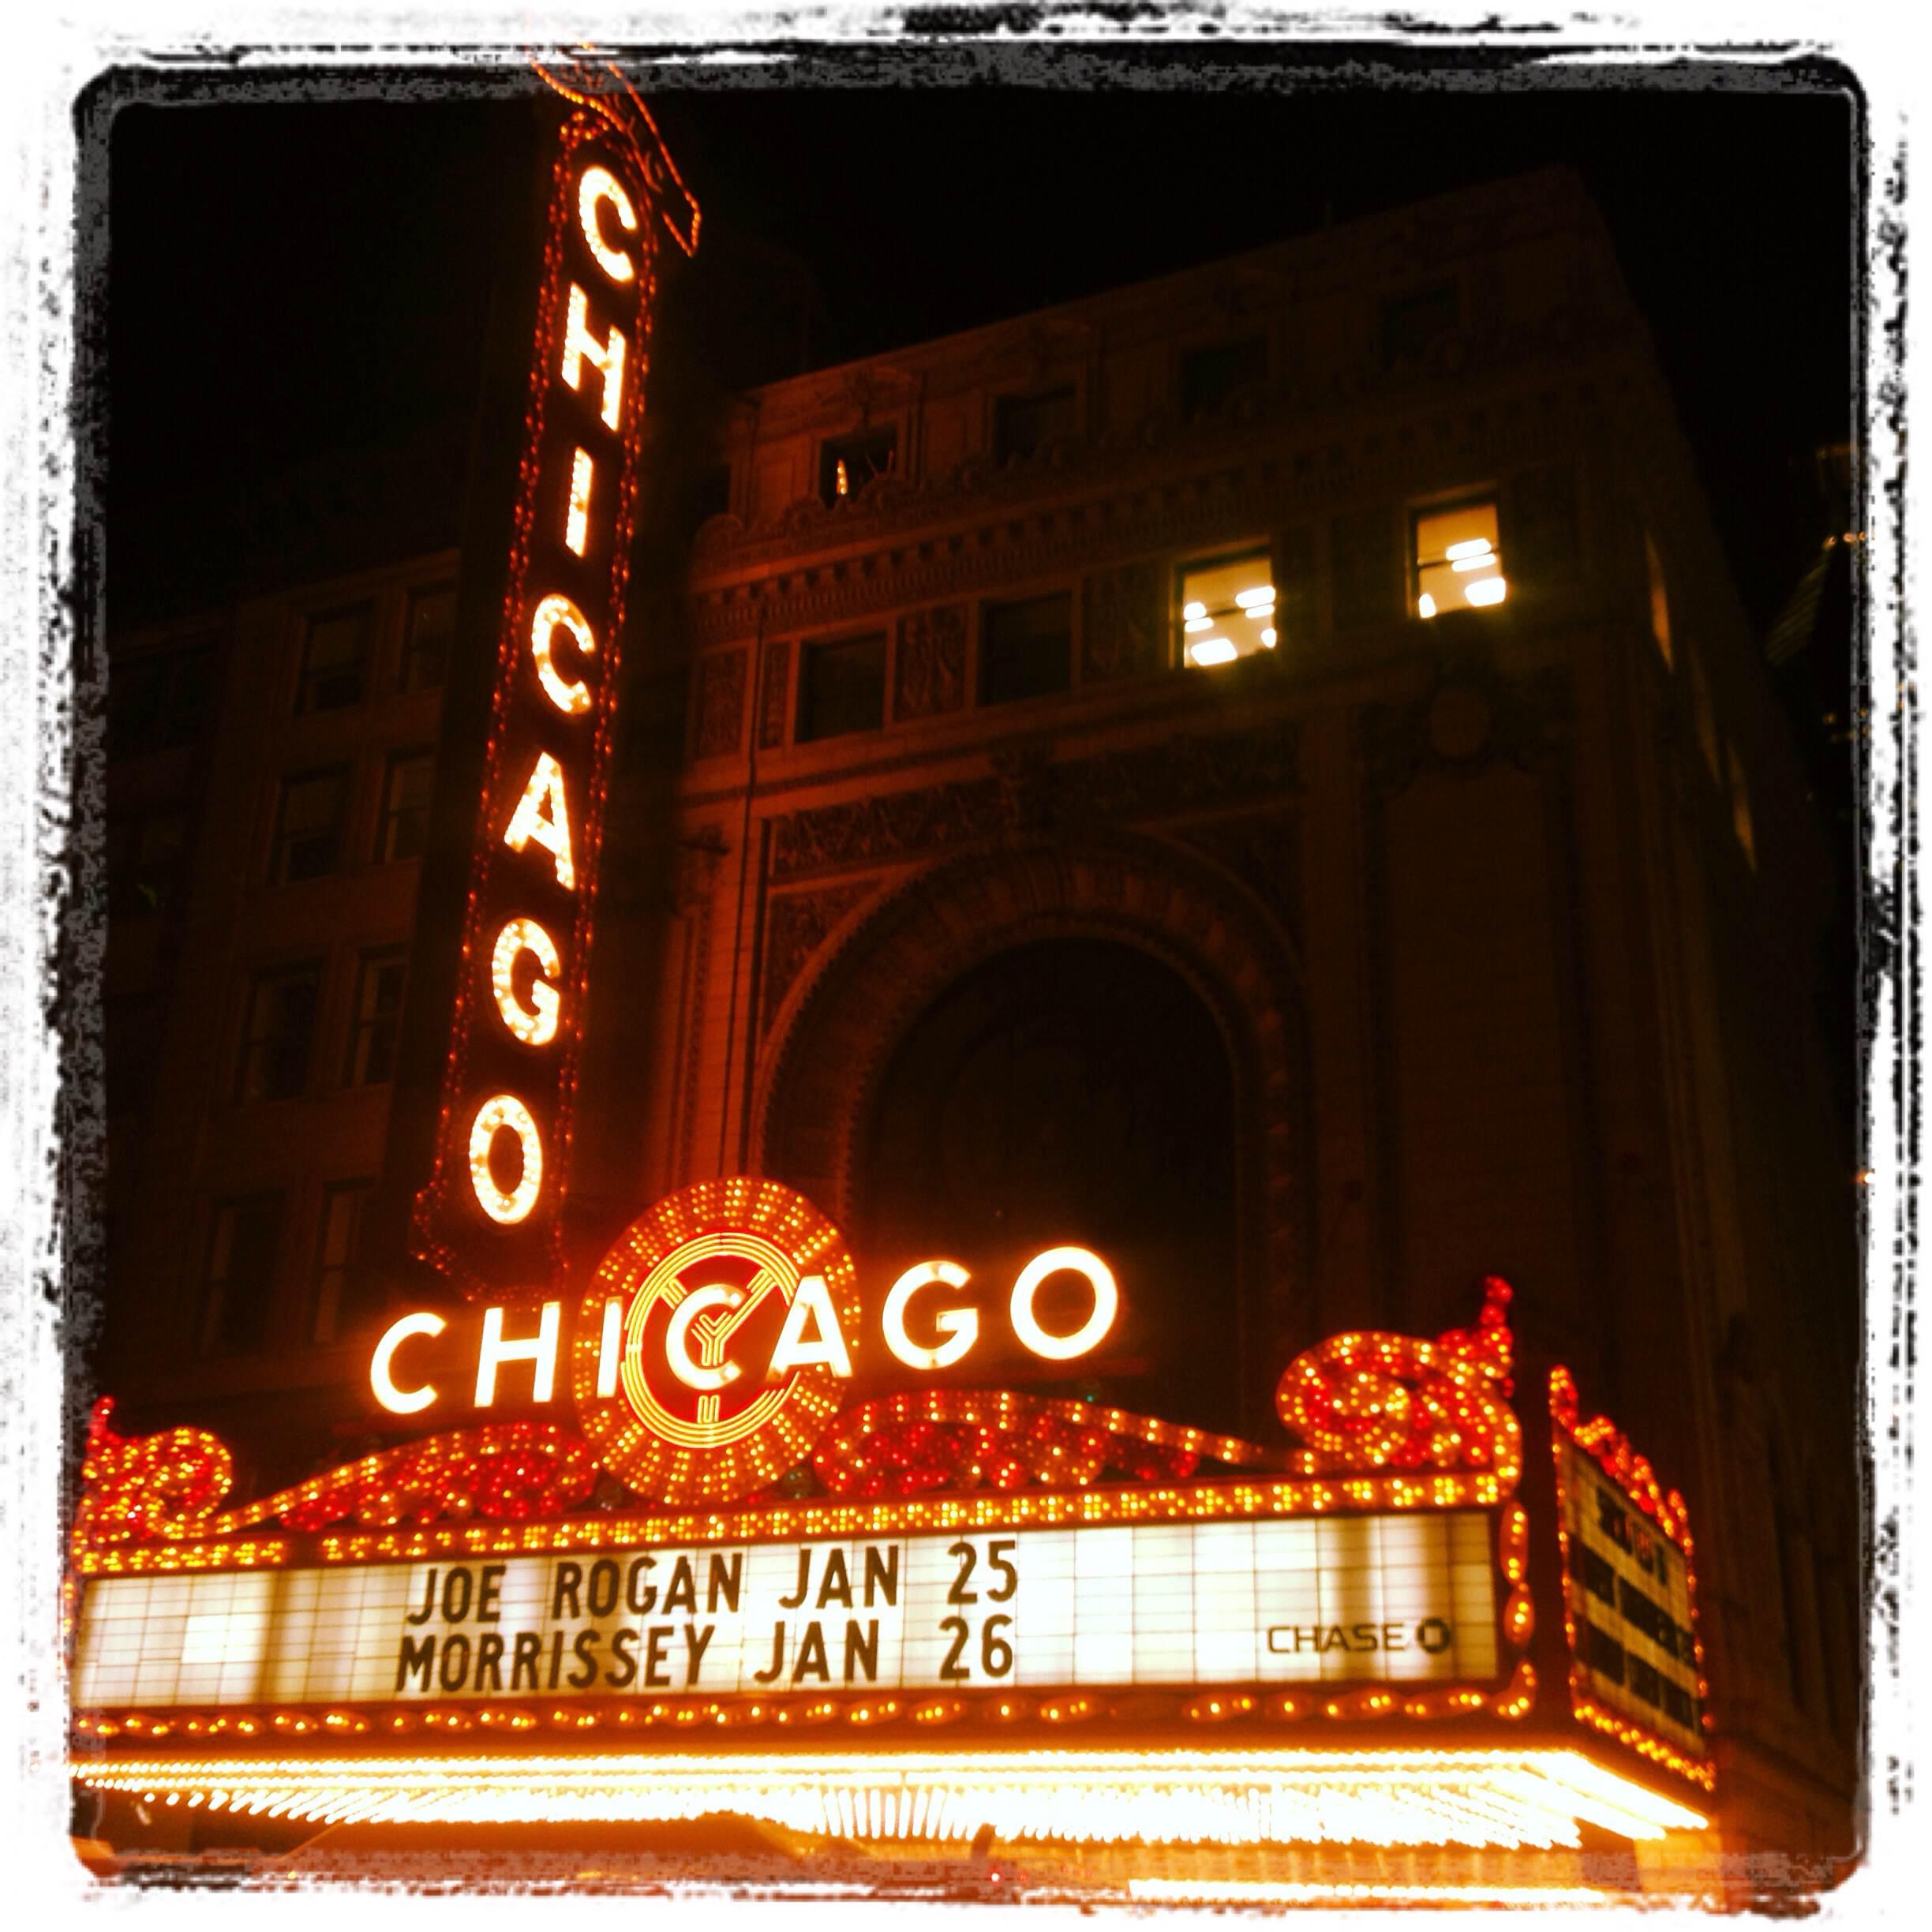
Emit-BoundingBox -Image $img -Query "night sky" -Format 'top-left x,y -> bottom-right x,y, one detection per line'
95,51 -> 1859,637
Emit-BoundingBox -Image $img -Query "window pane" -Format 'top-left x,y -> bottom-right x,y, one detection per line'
345,947 -> 408,1086
819,429 -> 897,503
377,748 -> 435,862
238,963 -> 321,1102
1383,284 -> 1459,370
298,603 -> 373,713
199,1192 -> 283,1357
311,1180 -> 374,1344
994,386 -> 1077,466
799,635 -> 886,743
1179,337 -> 1267,419
979,593 -> 1073,706
1413,500 -> 1505,618
1178,550 -> 1275,671
271,766 -> 347,883
399,584 -> 455,693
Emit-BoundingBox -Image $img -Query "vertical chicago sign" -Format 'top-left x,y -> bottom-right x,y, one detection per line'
412,68 -> 698,1297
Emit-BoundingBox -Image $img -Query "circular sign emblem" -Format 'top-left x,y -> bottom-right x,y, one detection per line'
572,1178 -> 861,1504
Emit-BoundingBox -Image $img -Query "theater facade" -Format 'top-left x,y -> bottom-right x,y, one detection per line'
80,73 -> 1859,1903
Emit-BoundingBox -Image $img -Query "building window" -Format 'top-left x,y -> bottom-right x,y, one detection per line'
344,945 -> 409,1087
376,747 -> 435,863
819,428 -> 897,503
109,636 -> 219,757
1179,337 -> 1267,419
979,592 -> 1073,706
1382,283 -> 1459,372
399,582 -> 455,694
798,633 -> 887,743
270,765 -> 350,883
236,960 -> 322,1103
994,385 -> 1078,466
297,601 -> 374,713
1413,499 -> 1505,619
108,806 -> 189,920
1645,531 -> 1674,667
197,1191 -> 284,1357
1178,549 -> 1275,670
310,1179 -> 375,1345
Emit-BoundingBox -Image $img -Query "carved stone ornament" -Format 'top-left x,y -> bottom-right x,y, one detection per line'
893,604 -> 967,721
759,882 -> 880,1034
758,638 -> 791,750
1081,560 -> 1163,682
694,649 -> 747,759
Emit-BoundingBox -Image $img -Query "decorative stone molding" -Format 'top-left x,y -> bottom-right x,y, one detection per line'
758,639 -> 790,751
753,832 -> 1313,1377
766,723 -> 1301,882
1357,664 -> 1572,800
693,648 -> 747,760
1081,559 -> 1162,683
893,603 -> 967,721
1172,808 -> 1303,943
758,881 -> 879,1037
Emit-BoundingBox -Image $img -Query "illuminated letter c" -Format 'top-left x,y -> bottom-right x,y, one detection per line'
530,594 -> 596,717
578,164 -> 639,284
370,1312 -> 447,1415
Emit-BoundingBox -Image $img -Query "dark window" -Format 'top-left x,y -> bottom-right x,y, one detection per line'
344,945 -> 408,1087
310,1179 -> 375,1344
398,582 -> 455,694
1179,337 -> 1267,419
110,638 -> 219,758
819,429 -> 897,503
197,1191 -> 284,1357
237,960 -> 322,1103
270,765 -> 350,884
1381,283 -> 1459,371
798,633 -> 887,743
994,385 -> 1078,466
980,593 -> 1073,706
376,748 -> 435,863
297,601 -> 373,713
108,807 -> 189,920
1582,1618 -> 1627,1684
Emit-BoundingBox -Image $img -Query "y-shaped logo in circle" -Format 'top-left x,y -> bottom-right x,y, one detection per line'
574,1179 -> 861,1505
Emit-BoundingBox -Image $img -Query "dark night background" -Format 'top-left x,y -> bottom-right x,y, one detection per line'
89,49 -> 1863,1064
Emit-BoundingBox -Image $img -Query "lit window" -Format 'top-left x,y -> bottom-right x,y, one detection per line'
296,602 -> 373,713
799,633 -> 887,743
197,1192 -> 284,1357
1413,501 -> 1505,618
1178,550 -> 1275,670
399,582 -> 455,693
376,747 -> 435,863
310,1179 -> 375,1345
344,945 -> 409,1087
1645,532 -> 1674,668
237,961 -> 321,1103
819,429 -> 897,504
269,765 -> 349,884
979,592 -> 1073,706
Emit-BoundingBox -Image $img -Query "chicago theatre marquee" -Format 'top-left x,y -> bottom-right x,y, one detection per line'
77,65 -> 1860,1904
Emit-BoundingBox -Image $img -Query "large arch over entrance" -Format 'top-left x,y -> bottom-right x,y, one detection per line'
753,833 -> 1312,1434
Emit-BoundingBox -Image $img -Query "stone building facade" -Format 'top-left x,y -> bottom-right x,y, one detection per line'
93,166 -> 1859,1878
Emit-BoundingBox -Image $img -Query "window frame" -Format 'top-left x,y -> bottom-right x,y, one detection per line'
396,581 -> 457,695
991,383 -> 1081,467
1175,544 -> 1277,672
343,942 -> 410,1088
235,957 -> 324,1105
268,762 -> 351,886
977,588 -> 1076,708
818,426 -> 899,504
1410,492 -> 1505,621
294,600 -> 376,715
374,745 -> 436,864
197,1189 -> 286,1358
796,630 -> 889,744
309,1176 -> 376,1346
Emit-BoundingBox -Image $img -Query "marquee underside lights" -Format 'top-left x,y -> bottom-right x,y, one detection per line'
69,1749 -> 1707,1849
410,71 -> 697,1296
